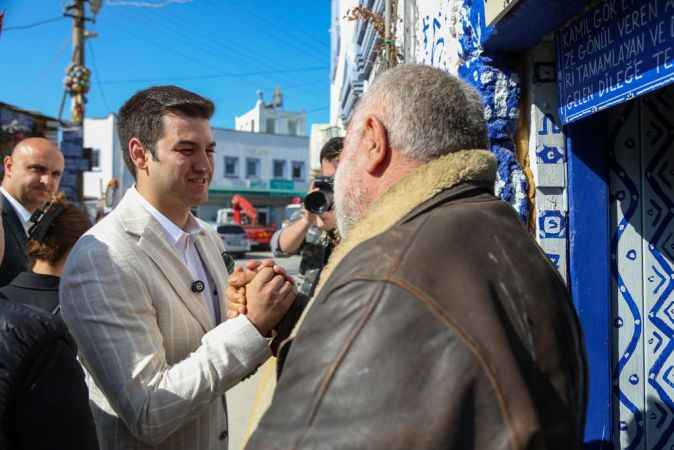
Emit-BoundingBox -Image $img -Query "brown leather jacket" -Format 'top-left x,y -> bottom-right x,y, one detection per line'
247,151 -> 587,450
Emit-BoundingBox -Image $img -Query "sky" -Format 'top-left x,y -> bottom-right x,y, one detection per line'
0,0 -> 331,131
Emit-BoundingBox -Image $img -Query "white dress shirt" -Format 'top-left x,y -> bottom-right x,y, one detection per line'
131,187 -> 219,321
0,186 -> 32,232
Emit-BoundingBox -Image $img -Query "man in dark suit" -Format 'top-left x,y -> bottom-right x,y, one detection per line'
0,137 -> 64,287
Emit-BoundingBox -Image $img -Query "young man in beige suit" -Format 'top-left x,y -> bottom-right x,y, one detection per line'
60,86 -> 296,450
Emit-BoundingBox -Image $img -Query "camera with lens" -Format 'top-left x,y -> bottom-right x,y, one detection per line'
304,176 -> 334,214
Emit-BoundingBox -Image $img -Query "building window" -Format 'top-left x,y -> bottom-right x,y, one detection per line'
90,148 -> 101,171
246,158 -> 261,178
266,118 -> 275,134
288,120 -> 297,136
251,120 -> 255,132
273,160 -> 286,179
223,156 -> 239,178
291,161 -> 304,181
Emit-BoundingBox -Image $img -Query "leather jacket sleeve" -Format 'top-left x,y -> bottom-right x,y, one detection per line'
246,280 -> 515,450
12,339 -> 100,450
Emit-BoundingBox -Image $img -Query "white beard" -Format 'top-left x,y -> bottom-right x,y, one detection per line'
334,156 -> 368,238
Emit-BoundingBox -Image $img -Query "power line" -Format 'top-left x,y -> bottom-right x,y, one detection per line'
3,16 -> 67,31
235,2 -> 330,53
104,7 -> 225,72
130,5 -> 317,88
36,36 -> 71,82
99,66 -> 328,85
88,39 -> 113,114
105,0 -> 194,7
306,106 -> 329,114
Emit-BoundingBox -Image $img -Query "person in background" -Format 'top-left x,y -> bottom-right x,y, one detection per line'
0,195 -> 99,450
0,137 -> 64,287
266,136 -> 343,299
0,192 -> 91,317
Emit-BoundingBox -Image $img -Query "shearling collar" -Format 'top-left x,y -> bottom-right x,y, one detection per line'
314,149 -> 496,297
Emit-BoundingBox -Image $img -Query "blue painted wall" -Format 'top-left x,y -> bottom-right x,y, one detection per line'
459,0 -> 529,222
567,113 -> 613,449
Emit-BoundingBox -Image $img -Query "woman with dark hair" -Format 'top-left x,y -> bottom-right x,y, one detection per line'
1,192 -> 92,314
0,194 -> 99,450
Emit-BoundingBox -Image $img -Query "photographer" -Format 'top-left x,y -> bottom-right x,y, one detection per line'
270,137 -> 342,297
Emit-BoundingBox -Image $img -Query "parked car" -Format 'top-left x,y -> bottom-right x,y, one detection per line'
216,224 -> 251,258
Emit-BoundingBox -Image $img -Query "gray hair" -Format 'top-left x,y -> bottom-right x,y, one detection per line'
353,64 -> 489,161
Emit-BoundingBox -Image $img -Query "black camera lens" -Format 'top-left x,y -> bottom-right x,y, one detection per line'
305,191 -> 334,214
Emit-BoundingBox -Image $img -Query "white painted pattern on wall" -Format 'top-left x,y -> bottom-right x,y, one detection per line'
610,85 -> 674,450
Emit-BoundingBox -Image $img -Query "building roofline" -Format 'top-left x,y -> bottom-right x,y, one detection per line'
212,127 -> 309,141
0,102 -> 64,125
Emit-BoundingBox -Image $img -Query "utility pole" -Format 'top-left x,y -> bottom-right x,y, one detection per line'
60,0 -> 101,202
64,0 -> 87,126
63,0 -> 100,125
72,0 -> 85,125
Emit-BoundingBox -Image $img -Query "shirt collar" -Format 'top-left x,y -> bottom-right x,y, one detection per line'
0,186 -> 32,226
131,186 -> 202,246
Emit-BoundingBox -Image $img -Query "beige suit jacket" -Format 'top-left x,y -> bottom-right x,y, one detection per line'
61,190 -> 271,450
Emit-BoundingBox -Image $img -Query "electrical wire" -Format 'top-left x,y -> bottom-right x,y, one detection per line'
36,36 -> 71,82
3,16 -> 67,31
199,0 -> 328,62
305,105 -> 329,114
104,7 -> 225,72
88,39 -> 113,114
99,66 -> 328,85
105,0 -> 194,7
234,2 -> 330,54
129,5 -> 317,88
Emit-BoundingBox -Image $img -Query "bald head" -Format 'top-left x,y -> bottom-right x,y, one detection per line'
2,137 -> 64,212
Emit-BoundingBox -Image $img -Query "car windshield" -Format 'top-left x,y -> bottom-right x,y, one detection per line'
217,225 -> 246,234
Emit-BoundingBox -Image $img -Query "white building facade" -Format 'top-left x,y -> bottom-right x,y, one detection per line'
309,123 -> 343,173
204,128 -> 310,226
82,114 -> 132,206
235,88 -> 307,137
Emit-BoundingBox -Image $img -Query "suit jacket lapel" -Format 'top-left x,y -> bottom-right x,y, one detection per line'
195,234 -> 228,324
117,191 -> 214,333
1,193 -> 27,249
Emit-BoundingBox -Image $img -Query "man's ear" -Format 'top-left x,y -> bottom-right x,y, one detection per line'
2,156 -> 12,178
363,115 -> 390,175
128,138 -> 148,174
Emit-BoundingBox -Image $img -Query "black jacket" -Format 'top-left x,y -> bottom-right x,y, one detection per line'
247,150 -> 587,450
0,272 -> 61,315
0,192 -> 28,287
0,294 -> 99,450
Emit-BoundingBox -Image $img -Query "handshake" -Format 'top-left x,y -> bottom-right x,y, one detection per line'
226,260 -> 297,338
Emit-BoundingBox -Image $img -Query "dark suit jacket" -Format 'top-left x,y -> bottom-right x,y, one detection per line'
0,191 -> 28,287
0,272 -> 61,315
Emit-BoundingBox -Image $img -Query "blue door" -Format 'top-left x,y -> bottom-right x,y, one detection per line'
610,86 -> 674,450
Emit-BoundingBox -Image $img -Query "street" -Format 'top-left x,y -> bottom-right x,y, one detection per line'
226,251 -> 301,450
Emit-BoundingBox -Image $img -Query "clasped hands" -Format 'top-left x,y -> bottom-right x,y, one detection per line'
226,260 -> 296,338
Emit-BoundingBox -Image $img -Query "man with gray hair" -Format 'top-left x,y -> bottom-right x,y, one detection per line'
245,64 -> 587,450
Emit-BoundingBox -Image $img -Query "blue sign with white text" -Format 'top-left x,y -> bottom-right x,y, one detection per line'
557,0 -> 674,124
59,127 -> 83,201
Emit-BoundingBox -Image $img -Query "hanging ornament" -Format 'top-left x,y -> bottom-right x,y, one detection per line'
64,63 -> 91,96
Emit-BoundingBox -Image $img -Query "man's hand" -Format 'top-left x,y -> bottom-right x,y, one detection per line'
226,260 -> 293,320
315,210 -> 337,231
245,267 -> 296,337
302,209 -> 319,227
